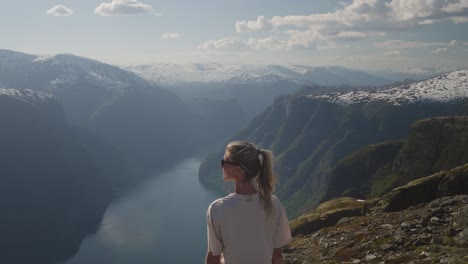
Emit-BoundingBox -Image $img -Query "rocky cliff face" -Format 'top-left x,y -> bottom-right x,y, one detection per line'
285,116 -> 468,262
0,90 -> 127,264
324,116 -> 468,202
393,116 -> 468,185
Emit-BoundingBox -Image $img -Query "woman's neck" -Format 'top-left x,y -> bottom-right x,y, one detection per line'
235,180 -> 258,195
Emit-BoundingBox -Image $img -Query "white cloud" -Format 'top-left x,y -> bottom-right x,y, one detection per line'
235,16 -> 272,33
449,40 -> 458,46
450,16 -> 468,23
46,4 -> 74,16
161,33 -> 181,39
246,37 -> 287,50
384,49 -> 409,56
231,0 -> 468,50
376,39 -> 467,51
442,0 -> 468,13
95,0 -> 154,16
199,37 -> 290,51
198,37 -> 248,50
375,40 -> 446,49
432,48 -> 448,55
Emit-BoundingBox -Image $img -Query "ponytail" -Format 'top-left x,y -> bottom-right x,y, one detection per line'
256,149 -> 277,215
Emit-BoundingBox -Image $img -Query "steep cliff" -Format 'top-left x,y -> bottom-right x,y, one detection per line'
200,95 -> 466,216
0,89 -> 128,264
324,116 -> 468,201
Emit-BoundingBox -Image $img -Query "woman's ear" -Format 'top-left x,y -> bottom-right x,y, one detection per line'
235,167 -> 246,180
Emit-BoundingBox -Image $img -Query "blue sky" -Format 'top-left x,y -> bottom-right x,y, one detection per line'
1,0 -> 468,70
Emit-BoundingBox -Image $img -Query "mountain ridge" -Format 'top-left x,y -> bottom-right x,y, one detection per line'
0,49 -> 204,170
309,70 -> 468,105
126,63 -> 392,87
198,70 -> 468,217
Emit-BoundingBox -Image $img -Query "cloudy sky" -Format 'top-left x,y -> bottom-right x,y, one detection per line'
1,0 -> 468,70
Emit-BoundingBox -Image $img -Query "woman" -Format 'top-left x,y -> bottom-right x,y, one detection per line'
205,141 -> 292,264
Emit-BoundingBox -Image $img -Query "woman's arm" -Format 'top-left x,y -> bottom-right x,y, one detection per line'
272,248 -> 283,264
205,252 -> 221,264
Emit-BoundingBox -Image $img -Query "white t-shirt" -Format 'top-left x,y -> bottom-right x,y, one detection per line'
206,193 -> 292,264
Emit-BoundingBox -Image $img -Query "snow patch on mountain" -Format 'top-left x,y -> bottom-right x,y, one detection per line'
308,70 -> 468,105
0,88 -> 54,103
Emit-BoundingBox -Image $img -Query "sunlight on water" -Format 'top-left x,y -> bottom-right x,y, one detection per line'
65,157 -> 222,264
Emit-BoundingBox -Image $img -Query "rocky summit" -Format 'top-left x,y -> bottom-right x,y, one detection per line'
285,195 -> 468,264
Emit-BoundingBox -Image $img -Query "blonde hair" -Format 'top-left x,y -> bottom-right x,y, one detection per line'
225,141 -> 277,215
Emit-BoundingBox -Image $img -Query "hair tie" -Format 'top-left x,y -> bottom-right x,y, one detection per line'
257,149 -> 264,166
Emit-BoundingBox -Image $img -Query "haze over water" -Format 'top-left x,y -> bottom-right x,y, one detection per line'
65,158 -> 221,264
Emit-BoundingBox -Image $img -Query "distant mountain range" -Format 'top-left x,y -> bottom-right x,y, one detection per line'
127,64 -> 384,117
126,63 -> 453,117
126,63 -> 439,87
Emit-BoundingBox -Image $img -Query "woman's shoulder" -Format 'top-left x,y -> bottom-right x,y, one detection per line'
271,194 -> 282,204
271,195 -> 287,210
208,193 -> 236,211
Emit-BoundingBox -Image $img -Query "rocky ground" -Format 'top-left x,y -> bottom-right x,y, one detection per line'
284,195 -> 468,264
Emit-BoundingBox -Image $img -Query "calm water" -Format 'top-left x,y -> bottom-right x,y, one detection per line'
65,157 -> 222,264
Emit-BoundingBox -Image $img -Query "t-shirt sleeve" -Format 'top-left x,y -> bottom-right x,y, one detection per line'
274,201 -> 292,248
206,204 -> 223,255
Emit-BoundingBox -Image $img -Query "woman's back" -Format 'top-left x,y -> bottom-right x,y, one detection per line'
205,141 -> 292,264
207,193 -> 291,264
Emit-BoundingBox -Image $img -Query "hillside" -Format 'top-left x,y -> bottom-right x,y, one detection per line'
0,89 -> 129,264
324,116 -> 468,202
285,164 -> 468,263
199,70 -> 468,217
285,115 -> 468,262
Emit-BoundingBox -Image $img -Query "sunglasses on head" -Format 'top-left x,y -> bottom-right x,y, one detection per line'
220,159 -> 241,167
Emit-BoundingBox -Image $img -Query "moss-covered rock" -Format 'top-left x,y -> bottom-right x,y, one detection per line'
372,163 -> 468,212
285,195 -> 468,264
290,197 -> 370,236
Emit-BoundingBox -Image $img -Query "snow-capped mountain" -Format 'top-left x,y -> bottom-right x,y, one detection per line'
0,50 -> 205,169
309,70 -> 468,105
370,67 -> 456,82
0,49 -> 151,94
125,63 -> 392,87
